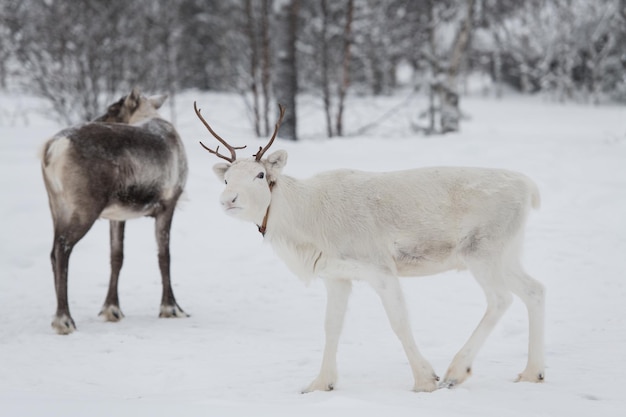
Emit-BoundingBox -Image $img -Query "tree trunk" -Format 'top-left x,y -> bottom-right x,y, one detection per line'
261,0 -> 272,135
245,0 -> 261,137
492,32 -> 503,98
273,0 -> 299,140
425,0 -> 438,134
320,0 -> 333,137
440,0 -> 476,134
335,0 -> 354,137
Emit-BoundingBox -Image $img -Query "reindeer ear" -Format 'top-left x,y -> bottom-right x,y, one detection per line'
265,150 -> 288,174
125,88 -> 141,111
213,163 -> 230,181
149,94 -> 168,109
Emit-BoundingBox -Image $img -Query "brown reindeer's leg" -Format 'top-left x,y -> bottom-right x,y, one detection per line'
155,202 -> 188,318
100,220 -> 126,321
50,217 -> 98,334
51,232 -> 74,334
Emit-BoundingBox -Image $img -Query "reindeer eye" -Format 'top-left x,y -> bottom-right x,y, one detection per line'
257,172 -> 265,179
224,179 -> 228,185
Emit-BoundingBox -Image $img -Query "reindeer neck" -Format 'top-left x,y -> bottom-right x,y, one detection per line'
257,180 -> 276,236
258,174 -> 320,240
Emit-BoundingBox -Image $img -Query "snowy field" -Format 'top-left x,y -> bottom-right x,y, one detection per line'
0,90 -> 624,416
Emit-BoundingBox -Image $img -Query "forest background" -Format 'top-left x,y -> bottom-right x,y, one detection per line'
0,0 -> 624,138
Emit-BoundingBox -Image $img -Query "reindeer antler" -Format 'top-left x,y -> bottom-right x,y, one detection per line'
254,104 -> 286,161
194,101 -> 246,163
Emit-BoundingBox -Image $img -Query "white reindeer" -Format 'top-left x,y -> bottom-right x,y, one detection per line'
195,103 -> 545,392
40,89 -> 188,335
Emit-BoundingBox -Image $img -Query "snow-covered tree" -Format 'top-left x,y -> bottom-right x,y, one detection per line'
478,0 -> 625,103
1,0 -> 624,128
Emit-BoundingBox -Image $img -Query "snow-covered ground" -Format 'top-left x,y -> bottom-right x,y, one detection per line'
1,90 -> 624,416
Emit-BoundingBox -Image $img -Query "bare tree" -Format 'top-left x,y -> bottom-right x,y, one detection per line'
273,0 -> 299,140
261,0 -> 273,135
244,0 -> 274,137
440,0 -> 476,133
6,0 -> 177,124
309,0 -> 355,138
245,0 -> 262,136
357,0 -> 409,96
0,1 -> 17,89
320,0 -> 333,137
334,0 -> 354,137
417,0 -> 476,134
479,0 -> 625,103
3,0 -> 625,129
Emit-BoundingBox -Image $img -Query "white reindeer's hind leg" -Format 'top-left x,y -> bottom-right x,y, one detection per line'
304,278 -> 352,393
369,274 -> 439,392
442,261 -> 513,388
506,266 -> 545,383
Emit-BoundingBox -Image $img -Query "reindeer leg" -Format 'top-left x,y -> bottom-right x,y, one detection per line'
442,259 -> 513,388
50,217 -> 98,334
51,231 -> 75,334
100,220 -> 126,321
303,278 -> 352,393
155,202 -> 187,318
369,273 -> 439,392
506,264 -> 545,383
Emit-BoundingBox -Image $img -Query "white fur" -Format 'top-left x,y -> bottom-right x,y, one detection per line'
128,94 -> 167,124
41,136 -> 71,193
213,150 -> 545,392
100,203 -> 152,221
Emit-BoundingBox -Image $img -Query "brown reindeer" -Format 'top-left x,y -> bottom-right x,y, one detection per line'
40,89 -> 188,334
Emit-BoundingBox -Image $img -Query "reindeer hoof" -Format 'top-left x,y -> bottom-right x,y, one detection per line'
52,314 -> 76,335
413,377 -> 439,393
439,379 -> 456,389
515,369 -> 545,383
302,382 -> 334,394
99,305 -> 125,322
441,364 -> 472,389
302,374 -> 336,393
159,304 -> 189,318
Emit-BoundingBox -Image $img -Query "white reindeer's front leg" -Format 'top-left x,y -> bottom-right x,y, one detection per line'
369,275 -> 439,392
303,278 -> 352,393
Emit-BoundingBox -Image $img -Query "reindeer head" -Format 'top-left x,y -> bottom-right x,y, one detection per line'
195,102 -> 287,229
94,88 -> 168,124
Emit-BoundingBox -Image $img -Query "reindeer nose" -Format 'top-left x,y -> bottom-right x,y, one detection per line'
220,192 -> 238,207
